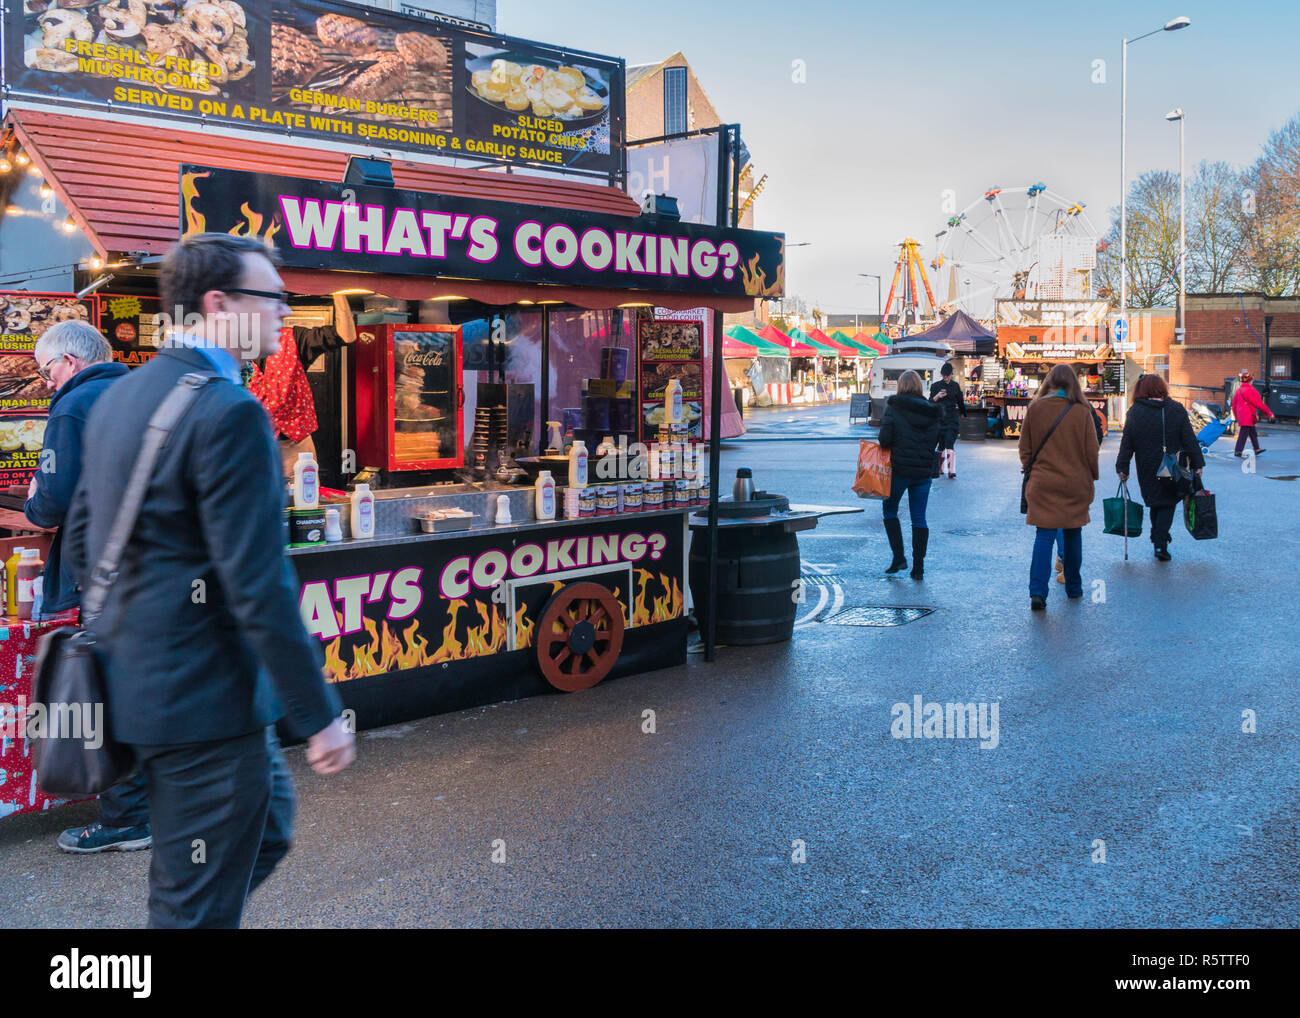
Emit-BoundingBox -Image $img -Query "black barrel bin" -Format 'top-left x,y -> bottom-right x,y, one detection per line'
958,413 -> 987,440
689,513 -> 800,646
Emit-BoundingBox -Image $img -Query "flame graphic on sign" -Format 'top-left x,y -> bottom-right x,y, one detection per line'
739,239 -> 785,298
228,201 -> 281,244
320,569 -> 681,684
181,170 -> 210,235
321,602 -> 509,684
632,569 -> 683,626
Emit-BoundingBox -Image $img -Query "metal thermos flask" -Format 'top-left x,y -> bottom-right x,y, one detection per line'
732,467 -> 755,501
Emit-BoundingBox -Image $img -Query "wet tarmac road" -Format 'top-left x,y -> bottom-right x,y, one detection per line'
3,412 -> 1298,928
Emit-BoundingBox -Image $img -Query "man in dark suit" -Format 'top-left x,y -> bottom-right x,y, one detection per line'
66,233 -> 354,928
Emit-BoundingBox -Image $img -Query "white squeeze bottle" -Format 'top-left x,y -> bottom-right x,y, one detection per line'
535,470 -> 556,521
293,451 -> 319,509
568,439 -> 588,488
665,378 -> 683,425
350,483 -> 375,539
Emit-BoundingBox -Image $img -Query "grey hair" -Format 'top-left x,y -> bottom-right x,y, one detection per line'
34,320 -> 113,367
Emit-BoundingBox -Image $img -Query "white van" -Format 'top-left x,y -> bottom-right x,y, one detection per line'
867,339 -> 955,424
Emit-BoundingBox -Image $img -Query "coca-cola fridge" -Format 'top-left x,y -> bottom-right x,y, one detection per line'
353,323 -> 464,472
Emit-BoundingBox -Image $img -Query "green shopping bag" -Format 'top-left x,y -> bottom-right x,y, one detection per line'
1103,481 -> 1143,537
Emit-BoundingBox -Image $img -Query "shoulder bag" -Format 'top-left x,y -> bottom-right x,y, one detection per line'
1155,402 -> 1194,496
31,372 -> 216,796
1020,402 -> 1073,514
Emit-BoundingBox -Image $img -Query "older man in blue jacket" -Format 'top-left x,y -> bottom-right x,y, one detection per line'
23,320 -> 149,854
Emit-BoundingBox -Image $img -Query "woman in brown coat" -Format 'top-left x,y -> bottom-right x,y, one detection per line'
1018,364 -> 1100,610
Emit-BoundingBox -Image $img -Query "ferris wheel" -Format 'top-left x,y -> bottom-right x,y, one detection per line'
930,184 -> 1099,321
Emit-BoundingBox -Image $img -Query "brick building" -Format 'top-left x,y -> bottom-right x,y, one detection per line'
1171,294 -> 1300,404
626,54 -> 765,329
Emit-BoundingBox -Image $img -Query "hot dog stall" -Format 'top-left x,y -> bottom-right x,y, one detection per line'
0,0 -> 787,818
986,300 -> 1121,438
0,129 -> 782,791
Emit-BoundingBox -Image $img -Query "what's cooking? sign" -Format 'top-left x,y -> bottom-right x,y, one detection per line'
182,165 -> 785,299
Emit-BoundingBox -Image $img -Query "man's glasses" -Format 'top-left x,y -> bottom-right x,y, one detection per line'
223,287 -> 291,303
36,354 -> 64,381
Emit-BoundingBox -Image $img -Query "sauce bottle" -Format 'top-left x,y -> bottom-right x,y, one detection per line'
568,439 -> 588,488
534,470 -> 556,521
293,451 -> 319,509
16,548 -> 43,621
665,378 -> 683,425
5,547 -> 25,616
350,483 -> 375,539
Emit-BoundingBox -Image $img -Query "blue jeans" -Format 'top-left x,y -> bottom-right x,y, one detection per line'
882,476 -> 931,527
1032,527 -> 1081,598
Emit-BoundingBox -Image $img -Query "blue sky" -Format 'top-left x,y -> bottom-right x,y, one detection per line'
500,0 -> 1300,313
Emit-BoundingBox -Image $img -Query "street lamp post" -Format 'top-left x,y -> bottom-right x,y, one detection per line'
857,273 -> 882,331
1165,108 -> 1186,344
1120,16 -> 1190,332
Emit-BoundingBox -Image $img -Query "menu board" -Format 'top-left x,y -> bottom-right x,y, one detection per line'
98,293 -> 164,367
638,317 -> 703,443
3,0 -> 624,177
0,292 -> 96,485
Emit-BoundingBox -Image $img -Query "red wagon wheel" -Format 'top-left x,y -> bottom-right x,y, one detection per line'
536,582 -> 625,692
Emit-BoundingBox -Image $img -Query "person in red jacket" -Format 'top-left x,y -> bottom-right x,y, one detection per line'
1232,370 -> 1274,457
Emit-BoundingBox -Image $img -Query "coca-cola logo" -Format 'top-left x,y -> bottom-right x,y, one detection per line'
402,349 -> 446,368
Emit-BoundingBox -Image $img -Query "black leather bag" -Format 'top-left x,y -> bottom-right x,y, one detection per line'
32,373 -> 214,797
31,628 -> 133,796
1020,403 -> 1073,514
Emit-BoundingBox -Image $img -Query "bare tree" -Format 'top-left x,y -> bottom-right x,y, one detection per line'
1095,162 -> 1253,303
1187,160 -> 1250,292
1240,114 -> 1300,295
1094,170 -> 1180,307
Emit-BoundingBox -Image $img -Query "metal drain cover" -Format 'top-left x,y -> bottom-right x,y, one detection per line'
822,605 -> 936,627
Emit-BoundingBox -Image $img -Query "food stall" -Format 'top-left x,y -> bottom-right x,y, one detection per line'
0,0 -> 790,818
189,162 -> 782,729
988,300 -> 1118,438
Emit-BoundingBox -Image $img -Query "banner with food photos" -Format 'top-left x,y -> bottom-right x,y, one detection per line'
3,0 -> 624,176
0,292 -> 96,484
638,316 -> 704,442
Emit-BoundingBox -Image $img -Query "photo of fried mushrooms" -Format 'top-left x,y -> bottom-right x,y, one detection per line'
22,0 -> 254,91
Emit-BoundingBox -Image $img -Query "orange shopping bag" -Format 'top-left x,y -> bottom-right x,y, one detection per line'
852,440 -> 892,499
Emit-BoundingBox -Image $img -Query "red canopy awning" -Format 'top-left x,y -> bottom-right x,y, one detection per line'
807,327 -> 858,358
4,108 -> 756,313
854,331 -> 889,354
759,324 -> 818,357
722,334 -> 759,357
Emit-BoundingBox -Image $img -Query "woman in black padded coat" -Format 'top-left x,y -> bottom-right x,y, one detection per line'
877,370 -> 942,579
1116,373 -> 1205,561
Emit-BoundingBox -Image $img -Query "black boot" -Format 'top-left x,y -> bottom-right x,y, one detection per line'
910,527 -> 929,579
884,517 -> 907,573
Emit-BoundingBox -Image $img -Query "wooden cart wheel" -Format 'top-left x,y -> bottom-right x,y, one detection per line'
536,582 -> 625,692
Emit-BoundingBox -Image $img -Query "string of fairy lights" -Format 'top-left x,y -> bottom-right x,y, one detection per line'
0,145 -> 79,236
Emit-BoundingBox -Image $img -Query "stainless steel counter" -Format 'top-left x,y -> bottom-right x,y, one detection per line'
286,505 -> 693,556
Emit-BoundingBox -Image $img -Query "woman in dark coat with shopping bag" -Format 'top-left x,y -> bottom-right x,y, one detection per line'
877,370 -> 942,579
1116,373 -> 1204,561
1019,364 -> 1099,610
